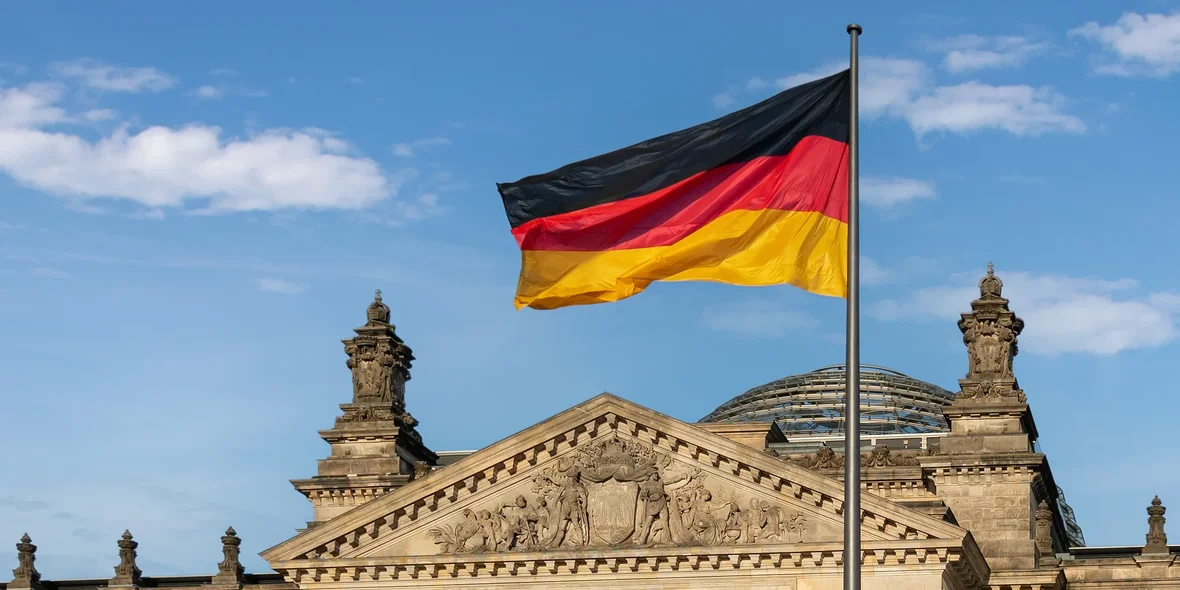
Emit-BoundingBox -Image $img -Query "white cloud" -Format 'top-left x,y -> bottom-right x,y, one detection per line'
711,92 -> 735,110
861,256 -> 890,286
255,278 -> 307,294
862,176 -> 937,207
392,136 -> 451,158
1071,12 -> 1180,77
927,35 -> 1049,73
48,59 -> 175,93
194,84 -> 266,100
907,81 -> 1085,137
723,57 -> 1083,138
347,76 -> 364,85
0,81 -> 396,213
703,299 -> 821,338
82,108 -> 116,122
195,85 -> 223,100
871,269 -> 1180,356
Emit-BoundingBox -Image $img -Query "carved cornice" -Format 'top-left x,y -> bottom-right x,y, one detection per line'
270,539 -> 988,588
262,395 -> 970,565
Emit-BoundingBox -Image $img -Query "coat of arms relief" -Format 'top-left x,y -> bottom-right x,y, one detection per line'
427,436 -> 809,554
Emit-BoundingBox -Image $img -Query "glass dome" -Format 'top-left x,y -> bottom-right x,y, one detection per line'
700,364 -> 956,435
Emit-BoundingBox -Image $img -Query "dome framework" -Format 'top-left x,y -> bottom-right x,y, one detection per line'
700,365 -> 956,436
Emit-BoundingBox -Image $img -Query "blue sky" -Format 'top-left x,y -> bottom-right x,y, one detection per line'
3,0 -> 1180,577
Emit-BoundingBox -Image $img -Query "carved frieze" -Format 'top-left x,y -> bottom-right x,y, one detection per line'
427,436 -> 809,554
788,444 -> 920,471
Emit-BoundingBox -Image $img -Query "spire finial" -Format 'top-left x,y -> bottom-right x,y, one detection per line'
216,525 -> 245,583
12,532 -> 41,587
111,529 -> 141,586
978,262 -> 1003,298
1146,495 -> 1169,554
365,288 -> 391,325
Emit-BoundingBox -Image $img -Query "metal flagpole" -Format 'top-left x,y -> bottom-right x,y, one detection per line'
844,23 -> 862,590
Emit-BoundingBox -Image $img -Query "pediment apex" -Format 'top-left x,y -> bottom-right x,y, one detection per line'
262,393 -> 967,564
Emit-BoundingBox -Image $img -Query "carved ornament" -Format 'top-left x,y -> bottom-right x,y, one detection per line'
111,530 -> 141,585
11,534 -> 40,586
1145,496 -> 1169,554
427,436 -> 808,554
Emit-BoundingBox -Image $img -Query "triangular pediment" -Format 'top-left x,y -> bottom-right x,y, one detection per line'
262,394 -> 969,571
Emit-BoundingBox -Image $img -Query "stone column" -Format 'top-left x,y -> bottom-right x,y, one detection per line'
1145,496 -> 1169,554
109,530 -> 142,588
8,534 -> 44,590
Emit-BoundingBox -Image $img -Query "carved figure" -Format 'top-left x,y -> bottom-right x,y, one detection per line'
791,444 -> 843,470
636,473 -> 669,545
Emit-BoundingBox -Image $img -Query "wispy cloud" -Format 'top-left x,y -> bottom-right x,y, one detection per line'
923,34 -> 1050,73
862,176 -> 937,208
716,57 -> 1084,138
392,136 -> 451,158
255,278 -> 307,294
48,59 -> 175,93
192,83 -> 267,100
30,267 -> 72,279
347,76 -> 364,85
703,299 -> 821,339
1071,12 -> 1180,77
871,268 -> 1180,356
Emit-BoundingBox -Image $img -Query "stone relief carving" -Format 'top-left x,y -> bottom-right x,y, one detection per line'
789,444 -> 920,470
863,445 -> 919,467
427,436 -> 809,554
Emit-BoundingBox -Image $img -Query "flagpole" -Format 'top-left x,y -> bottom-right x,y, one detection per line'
844,22 -> 862,590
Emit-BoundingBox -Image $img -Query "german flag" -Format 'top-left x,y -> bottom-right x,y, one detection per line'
497,69 -> 851,310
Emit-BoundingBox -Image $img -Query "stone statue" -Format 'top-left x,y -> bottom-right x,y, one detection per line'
636,473 -> 669,545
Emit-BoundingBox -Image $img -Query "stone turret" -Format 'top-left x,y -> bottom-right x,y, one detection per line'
920,264 -> 1065,573
290,290 -> 437,529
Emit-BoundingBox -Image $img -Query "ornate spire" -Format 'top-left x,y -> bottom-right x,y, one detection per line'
1145,496 -> 1169,554
110,530 -> 141,586
11,533 -> 41,588
214,526 -> 245,583
340,289 -> 417,430
955,264 -> 1026,403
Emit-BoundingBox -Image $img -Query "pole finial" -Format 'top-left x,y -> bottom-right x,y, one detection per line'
847,24 -> 863,35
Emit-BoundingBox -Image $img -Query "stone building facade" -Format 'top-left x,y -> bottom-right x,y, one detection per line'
4,268 -> 1177,589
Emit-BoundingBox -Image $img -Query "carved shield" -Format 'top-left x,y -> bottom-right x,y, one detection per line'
587,480 -> 639,545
